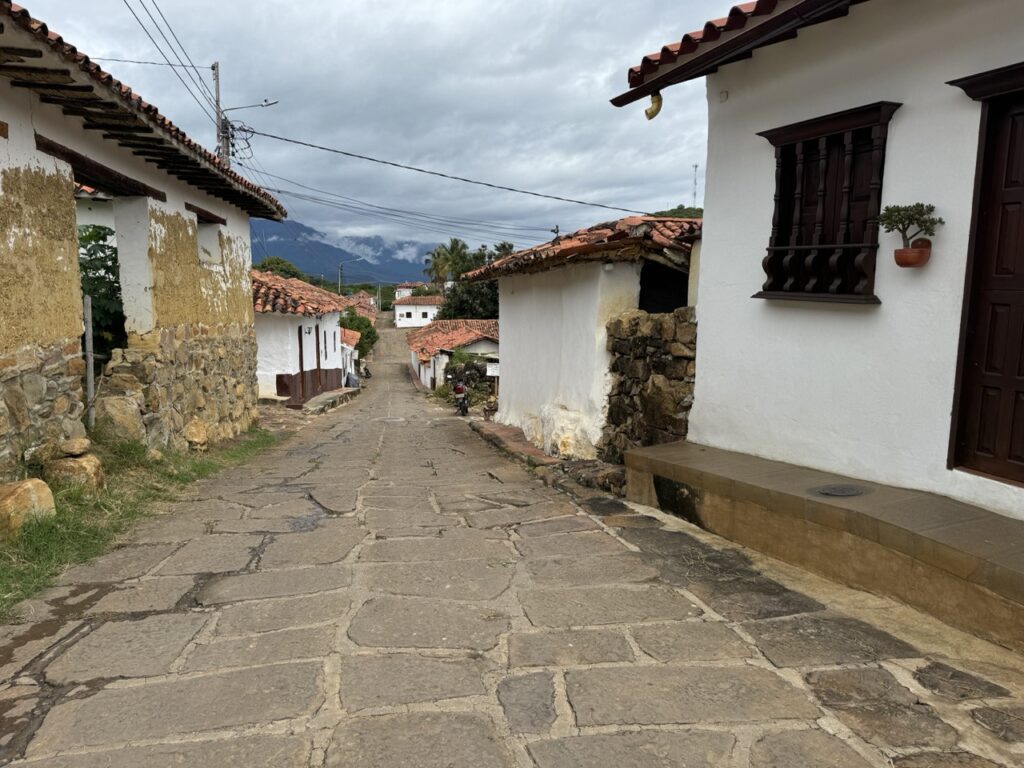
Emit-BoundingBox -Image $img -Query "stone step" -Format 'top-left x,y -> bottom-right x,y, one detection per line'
625,440 -> 1024,653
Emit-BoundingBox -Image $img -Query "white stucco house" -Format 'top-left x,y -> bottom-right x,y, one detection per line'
394,295 -> 443,328
252,270 -> 360,406
405,320 -> 499,390
394,281 -> 427,300
612,0 -> 1024,520
465,217 -> 701,458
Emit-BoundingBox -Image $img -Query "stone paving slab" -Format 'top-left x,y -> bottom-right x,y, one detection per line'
213,590 -> 350,635
741,614 -> 919,667
515,515 -> 601,537
258,525 -> 366,569
58,545 -> 178,585
45,614 -> 207,684
358,529 -> 511,562
520,585 -> 701,627
17,734 -> 311,767
27,662 -> 323,756
524,552 -> 661,586
566,665 -> 821,726
326,712 -> 514,767
196,564 -> 351,605
86,576 -> 195,614
515,530 -> 628,558
528,730 -> 736,768
339,654 -> 488,709
508,628 -> 635,667
749,729 -> 874,768
465,500 -> 578,529
155,534 -> 262,575
631,621 -> 753,662
184,625 -> 335,672
348,596 -> 509,650
496,671 -> 555,733
358,559 -> 514,600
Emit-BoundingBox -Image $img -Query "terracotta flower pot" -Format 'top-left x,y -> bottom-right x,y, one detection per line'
895,238 -> 932,268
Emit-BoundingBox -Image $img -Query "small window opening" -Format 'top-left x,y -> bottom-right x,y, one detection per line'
639,261 -> 689,313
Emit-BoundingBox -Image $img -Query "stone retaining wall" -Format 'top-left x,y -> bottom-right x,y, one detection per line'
0,339 -> 87,480
598,307 -> 697,464
96,323 -> 258,451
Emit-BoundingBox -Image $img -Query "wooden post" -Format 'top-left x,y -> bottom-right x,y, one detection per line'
83,294 -> 95,429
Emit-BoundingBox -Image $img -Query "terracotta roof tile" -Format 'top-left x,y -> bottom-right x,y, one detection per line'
464,216 -> 701,282
406,320 -> 499,362
396,281 -> 427,289
252,269 -> 368,318
394,295 -> 444,306
2,2 -> 285,220
612,0 -> 871,107
339,328 -> 362,348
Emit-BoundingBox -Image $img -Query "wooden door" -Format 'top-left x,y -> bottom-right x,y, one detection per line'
314,323 -> 322,394
955,93 -> 1024,483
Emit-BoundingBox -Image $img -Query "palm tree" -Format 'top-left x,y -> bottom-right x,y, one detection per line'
425,238 -> 470,293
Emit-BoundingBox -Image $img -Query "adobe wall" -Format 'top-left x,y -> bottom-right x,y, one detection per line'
0,164 -> 86,479
598,307 -> 697,464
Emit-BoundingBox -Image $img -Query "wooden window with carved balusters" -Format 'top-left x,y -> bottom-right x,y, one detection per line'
755,102 -> 901,304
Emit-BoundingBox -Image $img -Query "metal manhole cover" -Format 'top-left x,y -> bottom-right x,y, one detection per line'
813,484 -> 868,498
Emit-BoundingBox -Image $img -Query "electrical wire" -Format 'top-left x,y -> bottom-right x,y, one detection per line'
119,0 -> 217,126
236,162 -> 552,235
247,129 -> 649,215
90,57 -> 211,68
149,0 -> 219,106
136,0 -> 218,114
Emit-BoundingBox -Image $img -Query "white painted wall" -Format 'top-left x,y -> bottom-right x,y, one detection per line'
687,0 -> 1024,519
394,303 -> 441,328
498,262 -> 641,458
255,313 -> 299,396
395,287 -> 413,300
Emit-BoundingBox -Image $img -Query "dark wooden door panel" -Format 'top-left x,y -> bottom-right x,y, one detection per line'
956,94 -> 1024,483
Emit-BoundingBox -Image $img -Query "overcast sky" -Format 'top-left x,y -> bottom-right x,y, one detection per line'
30,0 -> 722,250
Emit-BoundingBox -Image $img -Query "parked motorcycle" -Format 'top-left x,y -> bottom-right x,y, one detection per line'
454,380 -> 469,416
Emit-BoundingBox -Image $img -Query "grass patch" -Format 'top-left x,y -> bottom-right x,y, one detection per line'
0,428 -> 279,619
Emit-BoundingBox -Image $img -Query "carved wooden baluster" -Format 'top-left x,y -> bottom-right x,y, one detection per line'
829,129 -> 855,294
763,144 -> 786,292
804,136 -> 830,292
782,141 -> 805,292
854,123 -> 887,296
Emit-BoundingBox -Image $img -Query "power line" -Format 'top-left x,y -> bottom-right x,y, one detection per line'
136,0 -> 218,114
119,0 -> 217,126
247,129 -> 649,215
236,162 -> 552,235
149,0 -> 219,106
90,56 -> 211,68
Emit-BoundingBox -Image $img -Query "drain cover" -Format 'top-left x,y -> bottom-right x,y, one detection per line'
814,484 -> 868,498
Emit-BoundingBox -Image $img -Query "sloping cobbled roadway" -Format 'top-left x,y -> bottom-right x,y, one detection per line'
0,324 -> 1022,767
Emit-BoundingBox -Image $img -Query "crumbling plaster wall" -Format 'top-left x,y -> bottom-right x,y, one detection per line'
0,84 -> 87,479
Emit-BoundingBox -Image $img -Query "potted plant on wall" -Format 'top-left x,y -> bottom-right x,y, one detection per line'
879,203 -> 945,268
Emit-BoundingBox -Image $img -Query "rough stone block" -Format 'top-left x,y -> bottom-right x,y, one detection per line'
348,596 -> 508,650
529,731 -> 733,768
44,453 -> 105,493
94,395 -> 145,441
339,655 -> 488,709
508,629 -> 634,667
0,478 -> 55,538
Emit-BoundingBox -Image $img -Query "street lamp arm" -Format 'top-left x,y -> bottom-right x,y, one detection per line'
223,99 -> 279,113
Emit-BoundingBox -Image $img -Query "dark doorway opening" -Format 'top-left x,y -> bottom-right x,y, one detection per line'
638,261 -> 689,314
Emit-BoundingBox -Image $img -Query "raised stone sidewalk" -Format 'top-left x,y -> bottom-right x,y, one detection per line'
0,326 -> 1021,767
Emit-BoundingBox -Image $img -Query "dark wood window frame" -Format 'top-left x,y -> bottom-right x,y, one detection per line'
946,61 -> 1024,477
754,102 -> 901,305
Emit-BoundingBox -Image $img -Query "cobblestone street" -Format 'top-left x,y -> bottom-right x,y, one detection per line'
1,325 -> 1022,767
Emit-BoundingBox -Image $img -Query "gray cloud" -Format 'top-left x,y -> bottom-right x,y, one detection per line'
30,0 -> 720,249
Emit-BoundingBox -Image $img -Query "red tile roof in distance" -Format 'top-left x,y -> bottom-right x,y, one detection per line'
393,295 -> 444,306
406,320 -> 499,363
464,216 -> 702,282
252,269 -> 359,318
396,281 -> 427,289
1,2 -> 286,220
339,328 -> 362,348
611,0 -> 871,107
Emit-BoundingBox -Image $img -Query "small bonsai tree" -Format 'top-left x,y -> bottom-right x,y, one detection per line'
879,204 -> 945,248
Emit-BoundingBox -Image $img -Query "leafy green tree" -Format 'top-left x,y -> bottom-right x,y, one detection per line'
424,238 -> 471,291
78,225 -> 127,357
411,285 -> 441,297
339,307 -> 379,358
436,280 -> 498,320
255,256 -> 305,279
652,204 -> 703,218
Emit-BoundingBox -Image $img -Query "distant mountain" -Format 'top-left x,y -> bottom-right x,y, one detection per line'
250,219 -> 435,284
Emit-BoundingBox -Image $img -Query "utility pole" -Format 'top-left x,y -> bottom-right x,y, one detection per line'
338,261 -> 344,294
213,61 -> 230,168
692,164 -> 699,209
